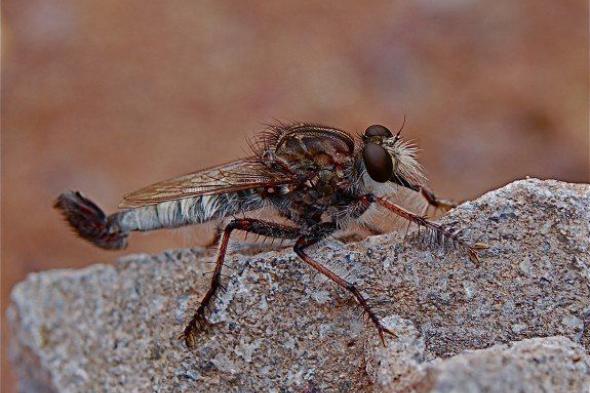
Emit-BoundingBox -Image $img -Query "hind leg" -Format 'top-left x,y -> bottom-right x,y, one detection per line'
182,218 -> 300,348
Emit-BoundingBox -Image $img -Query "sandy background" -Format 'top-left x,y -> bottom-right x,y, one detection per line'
2,1 -> 588,390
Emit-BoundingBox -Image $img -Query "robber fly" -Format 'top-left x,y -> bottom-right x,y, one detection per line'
55,123 -> 479,347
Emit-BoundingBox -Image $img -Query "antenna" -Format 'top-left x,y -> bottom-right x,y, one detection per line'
395,114 -> 407,141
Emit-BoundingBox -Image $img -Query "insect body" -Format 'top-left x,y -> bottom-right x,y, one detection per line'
55,123 -> 478,347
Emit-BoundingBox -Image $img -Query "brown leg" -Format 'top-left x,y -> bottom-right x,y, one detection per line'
420,187 -> 457,212
402,202 -> 430,242
293,223 -> 396,346
181,218 -> 300,348
376,196 -> 480,264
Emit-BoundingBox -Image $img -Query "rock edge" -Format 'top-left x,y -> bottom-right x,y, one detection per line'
8,179 -> 590,392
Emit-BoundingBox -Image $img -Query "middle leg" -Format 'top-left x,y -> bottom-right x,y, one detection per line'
293,221 -> 397,345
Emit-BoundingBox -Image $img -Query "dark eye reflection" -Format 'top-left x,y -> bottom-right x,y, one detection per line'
362,142 -> 393,182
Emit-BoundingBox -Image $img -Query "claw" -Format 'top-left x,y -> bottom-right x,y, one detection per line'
467,248 -> 481,265
466,242 -> 489,266
376,324 -> 397,347
179,328 -> 198,349
435,199 -> 458,212
420,188 -> 458,212
179,308 -> 210,348
473,242 -> 490,250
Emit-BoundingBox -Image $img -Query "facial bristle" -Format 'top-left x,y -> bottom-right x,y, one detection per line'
389,139 -> 427,187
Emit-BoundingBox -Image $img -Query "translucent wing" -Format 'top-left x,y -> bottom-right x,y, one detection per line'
119,157 -> 296,208
120,123 -> 357,209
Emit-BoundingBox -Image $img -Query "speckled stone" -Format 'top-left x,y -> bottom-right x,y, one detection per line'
412,336 -> 590,393
7,179 -> 590,392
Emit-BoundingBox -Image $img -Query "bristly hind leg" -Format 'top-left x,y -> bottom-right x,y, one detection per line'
293,222 -> 396,346
181,218 -> 300,348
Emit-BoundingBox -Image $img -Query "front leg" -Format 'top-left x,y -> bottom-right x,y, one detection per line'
375,196 -> 480,263
181,218 -> 300,348
420,187 -> 457,212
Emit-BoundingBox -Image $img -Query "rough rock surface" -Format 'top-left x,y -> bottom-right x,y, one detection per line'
7,179 -> 590,392
414,336 -> 589,393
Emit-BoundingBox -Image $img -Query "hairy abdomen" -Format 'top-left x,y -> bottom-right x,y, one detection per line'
55,190 -> 265,250
119,191 -> 264,232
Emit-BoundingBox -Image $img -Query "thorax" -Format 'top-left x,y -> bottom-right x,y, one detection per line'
257,124 -> 365,225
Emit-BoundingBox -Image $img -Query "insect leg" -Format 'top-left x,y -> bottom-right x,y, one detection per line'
293,222 -> 396,346
391,177 -> 457,212
375,196 -> 480,263
420,187 -> 457,212
402,200 -> 431,242
181,218 -> 300,348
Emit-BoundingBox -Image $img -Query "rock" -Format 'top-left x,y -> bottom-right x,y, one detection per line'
7,179 -> 590,392
412,336 -> 590,393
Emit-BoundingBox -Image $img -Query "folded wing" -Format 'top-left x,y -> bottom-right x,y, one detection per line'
119,157 -> 297,208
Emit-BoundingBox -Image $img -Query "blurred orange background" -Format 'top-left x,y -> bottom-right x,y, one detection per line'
2,1 -> 588,390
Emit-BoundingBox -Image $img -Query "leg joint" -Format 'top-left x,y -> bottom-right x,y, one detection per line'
225,218 -> 252,232
293,241 -> 305,255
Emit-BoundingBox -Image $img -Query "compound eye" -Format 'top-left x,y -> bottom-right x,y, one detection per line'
363,142 -> 393,183
364,124 -> 392,138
